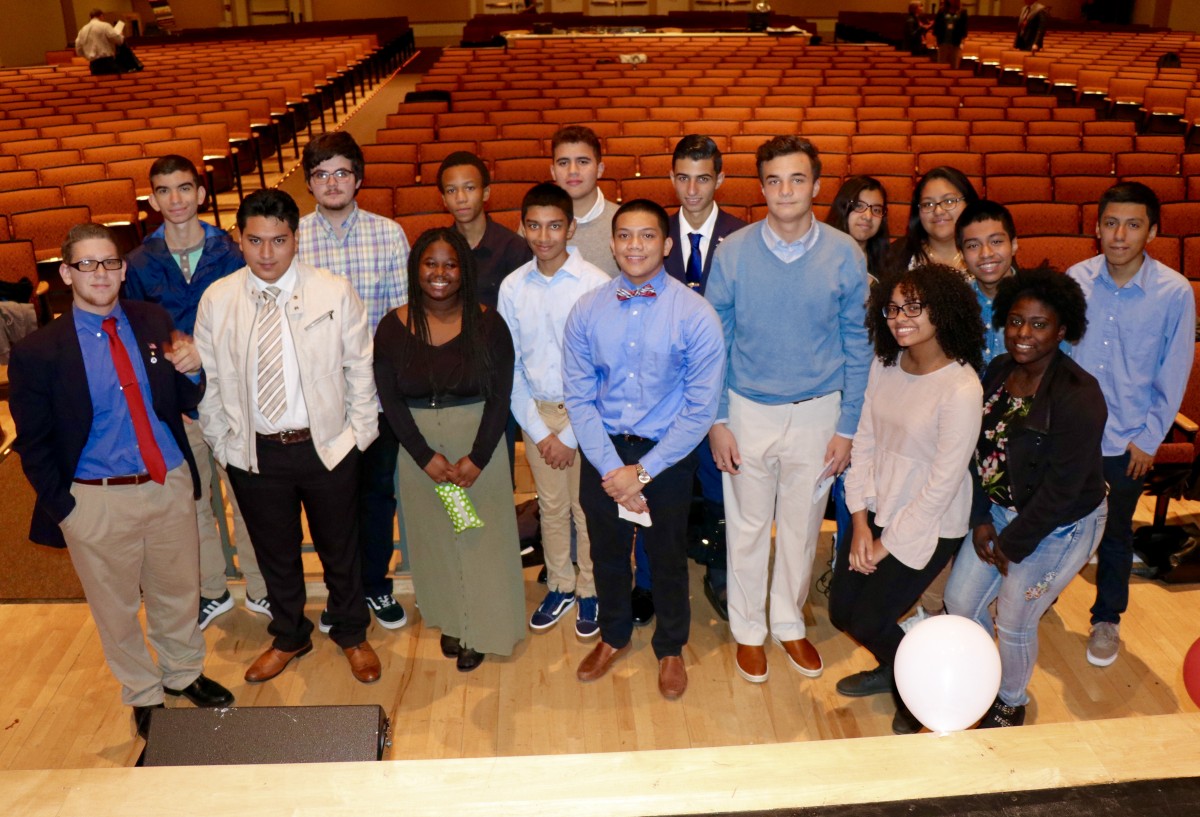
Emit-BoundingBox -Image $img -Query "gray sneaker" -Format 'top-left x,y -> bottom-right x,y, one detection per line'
1086,622 -> 1120,667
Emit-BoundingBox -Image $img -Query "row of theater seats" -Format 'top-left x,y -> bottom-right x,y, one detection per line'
0,32 -> 402,269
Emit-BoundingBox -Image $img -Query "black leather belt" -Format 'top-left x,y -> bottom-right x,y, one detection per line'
256,428 -> 312,445
74,473 -> 154,486
612,433 -> 656,445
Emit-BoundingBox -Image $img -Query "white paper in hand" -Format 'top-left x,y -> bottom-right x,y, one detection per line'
812,458 -> 836,504
618,503 -> 652,527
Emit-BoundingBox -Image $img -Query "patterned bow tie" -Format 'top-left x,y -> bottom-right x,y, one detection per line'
616,284 -> 657,301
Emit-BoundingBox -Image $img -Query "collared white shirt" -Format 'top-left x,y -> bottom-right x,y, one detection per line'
249,261 -> 310,434
576,187 -> 608,225
679,204 -> 721,273
497,249 -> 610,448
762,219 -> 820,264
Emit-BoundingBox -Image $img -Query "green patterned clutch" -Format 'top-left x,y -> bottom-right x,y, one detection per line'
435,483 -> 485,534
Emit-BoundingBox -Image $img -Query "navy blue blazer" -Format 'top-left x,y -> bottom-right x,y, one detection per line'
664,208 -> 748,296
9,300 -> 203,548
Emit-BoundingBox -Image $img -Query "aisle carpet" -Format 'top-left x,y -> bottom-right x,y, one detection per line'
0,451 -> 85,601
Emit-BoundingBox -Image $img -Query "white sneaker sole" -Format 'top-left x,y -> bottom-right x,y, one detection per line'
771,636 -> 824,678
244,599 -> 272,620
736,663 -> 769,684
198,596 -> 234,631
371,611 -> 408,630
1086,648 -> 1119,667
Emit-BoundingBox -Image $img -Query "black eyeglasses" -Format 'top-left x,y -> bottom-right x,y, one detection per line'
882,301 -> 925,319
66,258 -> 123,272
850,200 -> 886,217
917,197 -> 965,213
312,169 -> 355,181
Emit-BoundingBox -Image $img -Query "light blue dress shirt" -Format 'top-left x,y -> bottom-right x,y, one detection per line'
562,268 -> 725,478
74,304 -> 185,479
497,250 -> 609,449
1067,253 -> 1195,457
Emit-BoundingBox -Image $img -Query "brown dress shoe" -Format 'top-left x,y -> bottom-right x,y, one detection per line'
576,641 -> 629,682
658,655 -> 687,700
774,636 -> 823,678
343,641 -> 382,684
244,642 -> 313,683
735,643 -> 768,683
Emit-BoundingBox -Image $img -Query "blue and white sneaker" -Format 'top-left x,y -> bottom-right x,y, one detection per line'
529,590 -> 575,631
245,595 -> 273,621
575,596 -> 599,641
198,590 -> 233,630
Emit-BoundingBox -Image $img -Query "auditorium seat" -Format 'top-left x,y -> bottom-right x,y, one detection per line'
10,205 -> 91,262
1016,235 -> 1097,272
984,152 -> 1049,177
985,176 -> 1053,204
1007,202 -> 1081,236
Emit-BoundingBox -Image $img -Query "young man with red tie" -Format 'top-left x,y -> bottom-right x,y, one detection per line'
10,223 -> 234,741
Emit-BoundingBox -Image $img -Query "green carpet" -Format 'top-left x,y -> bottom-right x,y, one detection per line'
0,451 -> 85,601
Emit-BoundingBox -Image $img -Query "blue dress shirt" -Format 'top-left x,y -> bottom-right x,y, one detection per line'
1067,253 -> 1195,457
74,304 -> 185,479
562,268 -> 725,478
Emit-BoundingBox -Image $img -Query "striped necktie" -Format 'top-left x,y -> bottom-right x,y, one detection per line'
256,286 -> 287,425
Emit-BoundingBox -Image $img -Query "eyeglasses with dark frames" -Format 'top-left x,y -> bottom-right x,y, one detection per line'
66,258 -> 123,272
917,196 -> 965,213
882,301 -> 925,319
849,200 -> 886,217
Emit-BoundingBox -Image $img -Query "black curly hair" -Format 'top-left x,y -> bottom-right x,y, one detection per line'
990,265 -> 1089,344
867,263 -> 984,370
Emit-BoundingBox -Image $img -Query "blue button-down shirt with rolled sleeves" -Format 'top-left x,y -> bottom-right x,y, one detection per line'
562,268 -> 725,479
1067,253 -> 1195,457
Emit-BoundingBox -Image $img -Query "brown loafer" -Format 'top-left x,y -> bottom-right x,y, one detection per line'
576,641 -> 629,682
735,643 -> 769,683
658,655 -> 687,700
343,641 -> 382,684
244,641 -> 313,683
773,636 -> 823,678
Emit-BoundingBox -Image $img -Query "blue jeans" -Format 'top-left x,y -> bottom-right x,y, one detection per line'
945,499 -> 1107,707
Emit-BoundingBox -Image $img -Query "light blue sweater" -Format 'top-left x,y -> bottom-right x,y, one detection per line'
705,222 -> 873,437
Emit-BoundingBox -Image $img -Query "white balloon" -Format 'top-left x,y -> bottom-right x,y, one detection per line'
894,614 -> 1001,733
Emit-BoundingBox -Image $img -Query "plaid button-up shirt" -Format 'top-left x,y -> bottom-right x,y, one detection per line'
297,203 -> 409,335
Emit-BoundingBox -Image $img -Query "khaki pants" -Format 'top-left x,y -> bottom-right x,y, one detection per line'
524,401 -> 594,597
61,464 -> 207,707
185,419 -> 265,600
725,391 -> 841,645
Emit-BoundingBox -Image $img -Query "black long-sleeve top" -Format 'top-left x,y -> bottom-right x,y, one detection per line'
374,307 -> 514,471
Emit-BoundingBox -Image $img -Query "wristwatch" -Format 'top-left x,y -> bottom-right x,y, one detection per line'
635,463 -> 653,484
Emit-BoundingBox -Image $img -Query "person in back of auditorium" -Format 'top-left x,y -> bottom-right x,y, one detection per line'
1013,0 -> 1048,52
297,131 -> 410,634
499,183 -> 609,640
75,8 -> 140,75
196,189 -> 382,686
374,227 -> 525,672
550,125 -> 620,277
826,175 -> 889,283
123,154 -> 269,632
934,0 -> 968,68
707,136 -> 872,685
902,1 -> 933,56
1066,181 -> 1195,668
888,166 -> 979,276
438,151 -> 532,310
564,199 -> 724,700
945,268 -> 1107,729
663,134 -> 747,620
832,264 -> 983,735
10,223 -> 234,741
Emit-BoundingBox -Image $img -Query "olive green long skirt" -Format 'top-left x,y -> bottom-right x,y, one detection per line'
398,402 -> 525,656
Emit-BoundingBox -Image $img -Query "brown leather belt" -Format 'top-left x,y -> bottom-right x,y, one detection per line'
74,474 -> 155,486
256,428 -> 313,445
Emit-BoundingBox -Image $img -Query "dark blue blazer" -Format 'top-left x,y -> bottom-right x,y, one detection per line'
9,300 -> 203,547
664,208 -> 748,295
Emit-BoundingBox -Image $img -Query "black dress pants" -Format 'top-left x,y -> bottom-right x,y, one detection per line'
227,437 -> 370,651
828,512 -> 961,667
581,435 -> 697,659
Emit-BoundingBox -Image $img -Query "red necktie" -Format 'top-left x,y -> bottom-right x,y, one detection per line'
101,317 -> 167,484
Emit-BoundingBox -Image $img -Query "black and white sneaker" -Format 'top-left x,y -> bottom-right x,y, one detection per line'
198,590 -> 233,630
319,608 -> 332,634
977,696 -> 1026,728
366,594 -> 408,629
245,595 -> 272,620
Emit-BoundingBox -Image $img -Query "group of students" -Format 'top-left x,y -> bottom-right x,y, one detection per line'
9,121 -> 1194,741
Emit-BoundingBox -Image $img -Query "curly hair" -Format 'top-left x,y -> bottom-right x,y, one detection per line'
990,265 -> 1089,344
825,175 -> 889,279
867,263 -> 984,370
405,227 -> 493,399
